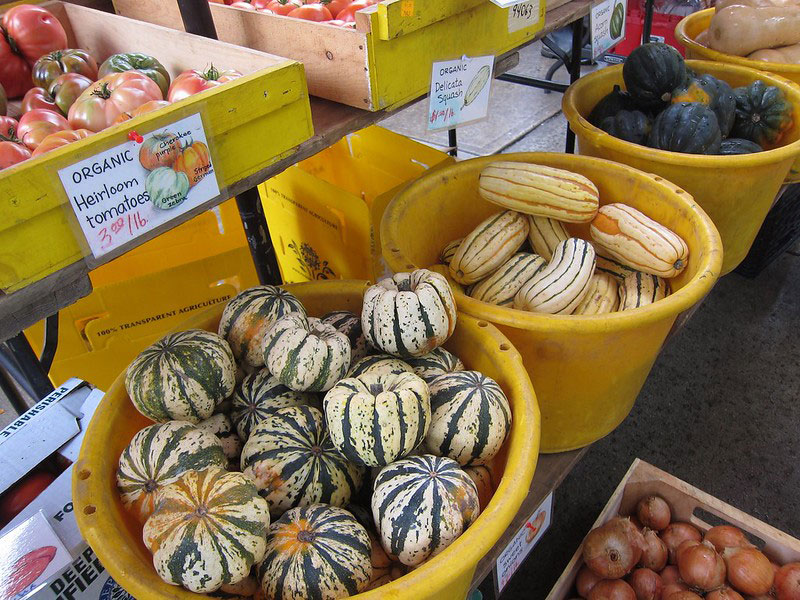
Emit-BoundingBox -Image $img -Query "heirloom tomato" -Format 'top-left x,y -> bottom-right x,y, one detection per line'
337,0 -> 377,22
49,73 -> 93,115
167,65 -> 242,102
230,1 -> 256,8
0,116 -> 18,139
139,132 -> 181,170
288,3 -> 333,20
112,100 -> 171,125
0,82 -> 6,115
17,108 -> 70,150
322,0 -> 353,17
98,53 -> 171,98
0,141 -> 32,170
21,87 -> 58,113
1,5 -> 68,64
32,49 -> 97,91
32,128 -> 92,157
0,35 -> 32,98
264,0 -> 302,14
174,140 -> 211,186
68,71 -> 163,132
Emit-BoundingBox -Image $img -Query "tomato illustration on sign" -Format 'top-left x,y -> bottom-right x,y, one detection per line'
139,132 -> 181,170
146,166 -> 190,210
174,140 -> 211,187
1,546 -> 57,600
524,510 -> 547,543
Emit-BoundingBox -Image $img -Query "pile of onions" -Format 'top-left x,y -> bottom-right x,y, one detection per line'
583,518 -> 643,579
677,540 -> 726,590
722,546 -> 774,596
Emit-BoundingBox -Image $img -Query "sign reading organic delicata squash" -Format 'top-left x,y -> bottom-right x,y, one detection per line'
58,113 -> 220,258
428,54 -> 495,131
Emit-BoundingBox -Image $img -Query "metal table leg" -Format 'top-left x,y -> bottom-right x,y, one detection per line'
448,129 -> 458,157
642,0 -> 655,43
4,333 -> 54,399
565,17 -> 585,154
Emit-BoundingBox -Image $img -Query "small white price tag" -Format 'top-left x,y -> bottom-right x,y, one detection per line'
489,0 -> 529,6
508,0 -> 541,33
590,0 -> 627,59
494,492 -> 553,594
428,54 -> 494,131
59,113 -> 220,259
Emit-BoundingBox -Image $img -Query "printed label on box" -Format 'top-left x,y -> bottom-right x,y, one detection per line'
59,113 -> 220,259
494,492 -> 553,594
507,0 -> 541,33
32,544 -> 133,600
428,55 -> 494,131
590,0 -> 627,59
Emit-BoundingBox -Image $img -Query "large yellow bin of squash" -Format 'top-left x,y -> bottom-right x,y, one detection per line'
562,60 -> 800,274
73,280 -> 540,600
382,153 -> 722,453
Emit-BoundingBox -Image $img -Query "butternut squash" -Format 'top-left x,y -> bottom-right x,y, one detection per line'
708,5 -> 800,56
748,43 -> 800,63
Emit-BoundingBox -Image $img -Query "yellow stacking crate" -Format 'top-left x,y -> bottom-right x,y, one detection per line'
259,126 -> 454,283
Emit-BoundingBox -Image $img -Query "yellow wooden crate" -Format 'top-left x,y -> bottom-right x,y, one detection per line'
0,1 -> 313,293
112,0 -> 546,111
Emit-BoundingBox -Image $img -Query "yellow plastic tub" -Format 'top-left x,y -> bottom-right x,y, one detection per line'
562,60 -> 800,274
73,280 -> 540,600
382,153 -> 722,452
675,9 -> 800,183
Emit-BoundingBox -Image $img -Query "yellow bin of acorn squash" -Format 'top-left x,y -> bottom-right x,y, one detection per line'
563,60 -> 800,274
382,153 -> 722,453
675,9 -> 800,183
73,280 -> 540,600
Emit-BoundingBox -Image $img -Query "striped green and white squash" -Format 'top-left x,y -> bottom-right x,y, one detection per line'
347,354 -> 412,378
439,237 -> 463,266
218,286 -> 306,367
618,271 -> 670,310
595,250 -> 638,281
117,421 -> 228,523
527,215 -> 570,261
468,252 -> 547,306
321,310 -> 369,363
196,413 -> 243,465
403,347 -> 465,384
324,372 -> 430,467
241,405 -> 364,518
514,238 -> 596,314
263,313 -> 351,392
258,503 -> 372,600
231,369 -> 320,441
211,576 -> 260,600
371,454 -> 480,567
143,467 -> 270,593
425,371 -> 512,466
125,329 -> 236,424
572,272 -> 620,315
464,464 -> 497,512
362,269 -> 457,359
448,211 -> 529,285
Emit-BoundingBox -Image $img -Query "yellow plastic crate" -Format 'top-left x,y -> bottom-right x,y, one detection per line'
258,126 -> 453,283
0,1 -> 312,293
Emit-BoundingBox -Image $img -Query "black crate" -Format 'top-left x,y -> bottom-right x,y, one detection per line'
735,183 -> 800,278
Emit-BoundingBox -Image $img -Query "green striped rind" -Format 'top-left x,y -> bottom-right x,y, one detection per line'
143,467 -> 270,593
125,329 -> 236,424
424,371 -> 512,466
404,347 -> 465,384
197,413 -> 243,462
321,310 -> 369,363
361,269 -> 457,359
439,237 -> 463,265
258,503 -> 372,600
572,272 -> 620,315
231,369 -> 321,441
117,421 -> 227,523
469,252 -> 547,306
595,251 -> 638,281
218,286 -> 306,368
241,406 -> 364,518
618,271 -> 670,310
347,354 -> 412,378
263,313 -> 351,392
324,372 -> 431,468
513,238 -> 596,315
527,215 -> 570,261
371,454 -> 480,567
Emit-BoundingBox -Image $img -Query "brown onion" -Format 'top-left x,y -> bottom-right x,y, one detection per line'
660,565 -> 681,585
630,515 -> 645,532
661,582 -> 690,598
639,529 -> 668,572
675,539 -> 698,565
665,592 -> 703,600
588,579 -> 637,600
628,568 -> 662,600
578,565 -> 603,598
677,539 -> 726,591
661,522 -> 702,564
706,587 -> 745,600
704,525 -> 753,553
637,495 -> 671,531
584,518 -> 643,579
774,562 -> 800,600
722,546 -> 774,596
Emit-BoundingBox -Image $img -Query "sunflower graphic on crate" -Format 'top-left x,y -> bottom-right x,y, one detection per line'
288,241 -> 336,281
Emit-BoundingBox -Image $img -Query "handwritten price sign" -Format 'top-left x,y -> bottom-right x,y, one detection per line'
427,55 -> 494,131
508,0 -> 541,33
97,213 -> 149,252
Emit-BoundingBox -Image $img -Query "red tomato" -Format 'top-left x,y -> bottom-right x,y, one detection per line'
327,19 -> 357,27
230,1 -> 256,8
68,71 -> 163,132
264,0 -> 302,14
0,115 -> 18,139
337,0 -> 377,22
1,5 -> 68,64
0,471 -> 55,522
0,35 -> 33,98
174,140 -> 212,186
256,7 -> 275,13
0,80 -> 6,115
32,128 -> 92,157
17,108 -> 69,150
49,73 -> 93,116
288,3 -> 333,20
324,0 -> 353,18
21,87 -> 57,113
167,65 -> 243,103
112,99 -> 171,125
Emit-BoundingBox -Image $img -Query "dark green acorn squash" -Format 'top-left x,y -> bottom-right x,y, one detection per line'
623,43 -> 687,108
599,110 -> 652,145
647,102 -> 722,154
588,85 -> 638,126
732,80 -> 794,147
719,138 -> 763,155
671,74 -> 736,137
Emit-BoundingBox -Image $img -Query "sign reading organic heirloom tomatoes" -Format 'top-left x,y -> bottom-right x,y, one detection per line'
58,113 -> 220,258
428,54 -> 495,131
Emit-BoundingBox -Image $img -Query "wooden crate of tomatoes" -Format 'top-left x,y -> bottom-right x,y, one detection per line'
547,459 -> 800,600
0,1 -> 312,294
112,0 -> 547,111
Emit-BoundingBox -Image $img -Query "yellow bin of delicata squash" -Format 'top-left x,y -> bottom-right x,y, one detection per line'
73,280 -> 540,600
381,153 -> 723,453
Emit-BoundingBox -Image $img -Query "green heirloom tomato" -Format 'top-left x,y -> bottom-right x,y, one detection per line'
32,49 -> 98,91
146,167 -> 190,209
49,73 -> 93,116
99,53 -> 171,98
